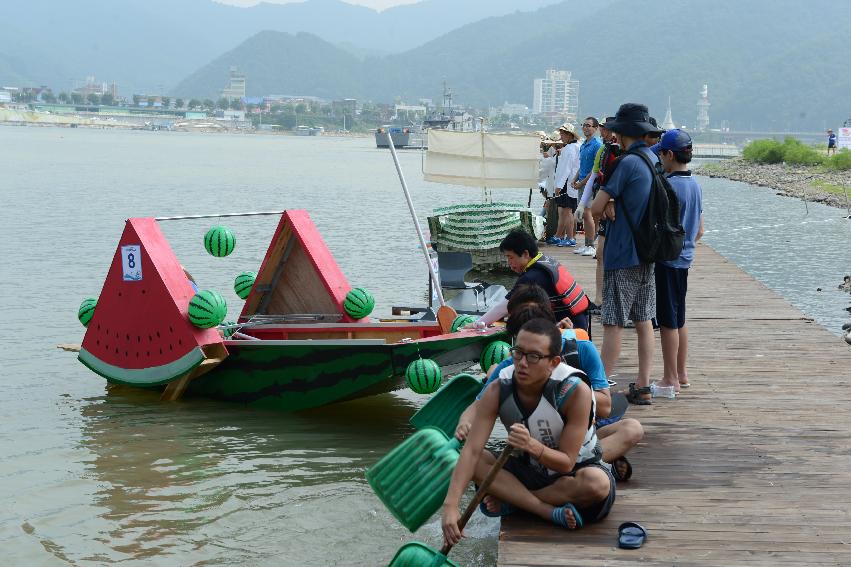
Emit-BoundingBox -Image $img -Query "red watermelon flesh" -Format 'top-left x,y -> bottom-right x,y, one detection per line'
78,218 -> 226,386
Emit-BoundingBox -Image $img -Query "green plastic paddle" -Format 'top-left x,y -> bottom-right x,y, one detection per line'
386,444 -> 513,567
367,427 -> 462,532
409,374 -> 483,439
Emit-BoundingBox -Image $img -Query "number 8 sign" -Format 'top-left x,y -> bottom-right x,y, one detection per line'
121,244 -> 143,281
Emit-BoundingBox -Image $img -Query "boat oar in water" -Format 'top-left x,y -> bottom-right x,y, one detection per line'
409,374 -> 482,439
367,427 -> 462,532
386,444 -> 513,567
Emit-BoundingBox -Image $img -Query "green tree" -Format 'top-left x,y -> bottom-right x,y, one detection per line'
175,98 -> 185,109
71,93 -> 83,105
188,98 -> 201,110
203,98 -> 215,110
161,96 -> 171,108
229,98 -> 243,111
100,93 -> 114,106
86,93 -> 100,105
295,103 -> 308,114
132,94 -> 143,106
42,92 -> 57,103
217,97 -> 229,109
58,92 -> 70,104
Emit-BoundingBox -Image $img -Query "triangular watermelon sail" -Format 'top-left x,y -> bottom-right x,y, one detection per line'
78,218 -> 226,386
240,210 -> 360,322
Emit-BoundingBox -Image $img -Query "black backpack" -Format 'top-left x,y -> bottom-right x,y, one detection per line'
615,149 -> 685,263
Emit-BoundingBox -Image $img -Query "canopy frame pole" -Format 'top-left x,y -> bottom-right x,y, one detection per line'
154,211 -> 285,221
386,134 -> 447,307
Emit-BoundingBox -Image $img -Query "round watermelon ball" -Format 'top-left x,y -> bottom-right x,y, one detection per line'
480,340 -> 511,373
78,297 -> 97,327
405,358 -> 442,394
233,271 -> 256,300
188,290 -> 228,329
450,314 -> 477,332
343,287 -> 375,319
203,225 -> 236,257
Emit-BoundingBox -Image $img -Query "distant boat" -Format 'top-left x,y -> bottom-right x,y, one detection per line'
375,125 -> 423,148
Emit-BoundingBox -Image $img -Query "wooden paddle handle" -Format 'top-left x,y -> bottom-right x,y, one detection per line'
440,444 -> 513,555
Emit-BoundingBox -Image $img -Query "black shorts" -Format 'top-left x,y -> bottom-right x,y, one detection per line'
655,263 -> 689,329
556,194 -> 577,210
498,455 -> 616,524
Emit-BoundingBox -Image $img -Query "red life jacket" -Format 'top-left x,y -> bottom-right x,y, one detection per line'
532,255 -> 589,316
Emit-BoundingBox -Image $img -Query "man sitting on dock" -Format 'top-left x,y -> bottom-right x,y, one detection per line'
476,229 -> 591,337
442,318 -> 616,543
458,284 -> 643,484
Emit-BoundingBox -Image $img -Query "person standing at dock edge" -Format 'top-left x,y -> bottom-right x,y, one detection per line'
650,129 -> 704,393
572,118 -> 603,257
827,129 -> 837,156
553,123 -> 581,247
590,103 -> 658,405
475,229 -> 591,337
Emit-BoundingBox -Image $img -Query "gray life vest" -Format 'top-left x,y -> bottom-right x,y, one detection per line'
496,364 -> 601,477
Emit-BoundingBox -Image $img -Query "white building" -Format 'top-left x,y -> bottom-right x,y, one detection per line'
532,69 -> 579,120
221,67 -> 246,101
696,84 -> 710,131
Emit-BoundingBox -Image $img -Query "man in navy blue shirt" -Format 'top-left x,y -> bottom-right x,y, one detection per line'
591,104 -> 659,405
828,129 -> 837,156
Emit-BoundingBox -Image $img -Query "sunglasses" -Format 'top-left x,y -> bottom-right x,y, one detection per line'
509,346 -> 555,364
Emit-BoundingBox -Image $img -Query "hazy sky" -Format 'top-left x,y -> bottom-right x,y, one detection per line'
218,0 -> 421,11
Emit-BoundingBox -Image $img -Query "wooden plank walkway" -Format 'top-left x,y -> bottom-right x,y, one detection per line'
497,241 -> 851,566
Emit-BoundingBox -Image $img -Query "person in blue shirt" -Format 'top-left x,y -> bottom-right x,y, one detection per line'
650,129 -> 705,393
590,103 -> 659,405
572,117 -> 603,256
828,129 -> 837,156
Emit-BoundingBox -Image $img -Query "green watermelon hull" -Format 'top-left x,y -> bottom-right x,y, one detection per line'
187,332 -> 502,413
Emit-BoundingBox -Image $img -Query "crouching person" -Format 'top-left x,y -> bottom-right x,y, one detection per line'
441,318 -> 615,545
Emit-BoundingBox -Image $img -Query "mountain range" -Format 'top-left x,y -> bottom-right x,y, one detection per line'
0,0 -> 559,94
173,0 -> 851,130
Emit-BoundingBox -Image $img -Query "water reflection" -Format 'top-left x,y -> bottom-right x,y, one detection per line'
78,389 -> 422,564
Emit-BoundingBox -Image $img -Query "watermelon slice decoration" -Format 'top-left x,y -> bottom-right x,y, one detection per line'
78,218 -> 226,386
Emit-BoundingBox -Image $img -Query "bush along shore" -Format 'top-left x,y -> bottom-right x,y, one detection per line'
696,138 -> 851,210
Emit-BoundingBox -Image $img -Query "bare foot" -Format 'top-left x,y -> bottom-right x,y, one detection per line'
551,503 -> 579,529
483,494 -> 503,515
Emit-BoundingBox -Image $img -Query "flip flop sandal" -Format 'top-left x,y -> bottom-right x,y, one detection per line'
478,499 -> 516,518
611,456 -> 633,482
679,381 -> 691,389
626,383 -> 652,406
618,522 -> 647,549
551,502 -> 584,530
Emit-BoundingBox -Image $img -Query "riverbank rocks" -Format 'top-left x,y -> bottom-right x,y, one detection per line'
695,159 -> 851,210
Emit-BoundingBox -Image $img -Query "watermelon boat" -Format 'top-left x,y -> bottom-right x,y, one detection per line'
77,210 -> 503,412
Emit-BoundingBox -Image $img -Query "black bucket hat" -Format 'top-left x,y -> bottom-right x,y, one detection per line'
603,103 -> 658,137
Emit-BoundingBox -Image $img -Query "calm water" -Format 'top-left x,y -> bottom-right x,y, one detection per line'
1,128 -> 848,566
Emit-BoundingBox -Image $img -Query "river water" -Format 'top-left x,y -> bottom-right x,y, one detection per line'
1,129 -> 848,566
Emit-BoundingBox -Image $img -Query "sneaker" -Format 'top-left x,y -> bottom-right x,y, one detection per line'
556,238 -> 570,247
546,236 -> 560,245
573,246 -> 585,254
582,246 -> 595,256
563,238 -> 577,247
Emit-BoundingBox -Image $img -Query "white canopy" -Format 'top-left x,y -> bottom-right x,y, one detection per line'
424,130 -> 540,188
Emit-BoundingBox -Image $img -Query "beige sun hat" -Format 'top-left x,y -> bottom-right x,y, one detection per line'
557,122 -> 579,140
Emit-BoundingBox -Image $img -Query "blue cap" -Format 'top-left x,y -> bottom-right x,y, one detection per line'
650,128 -> 692,155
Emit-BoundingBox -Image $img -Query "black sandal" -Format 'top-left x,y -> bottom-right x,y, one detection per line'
626,383 -> 652,406
611,456 -> 633,482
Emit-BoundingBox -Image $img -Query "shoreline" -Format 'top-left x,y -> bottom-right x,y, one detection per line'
696,158 -> 851,210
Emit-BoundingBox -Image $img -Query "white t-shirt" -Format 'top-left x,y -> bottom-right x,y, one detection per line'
554,143 -> 580,198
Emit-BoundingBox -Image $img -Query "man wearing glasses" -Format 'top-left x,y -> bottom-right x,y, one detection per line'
572,118 -> 603,257
441,318 -> 615,543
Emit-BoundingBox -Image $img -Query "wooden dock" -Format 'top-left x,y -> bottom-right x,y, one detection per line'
497,241 -> 851,566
